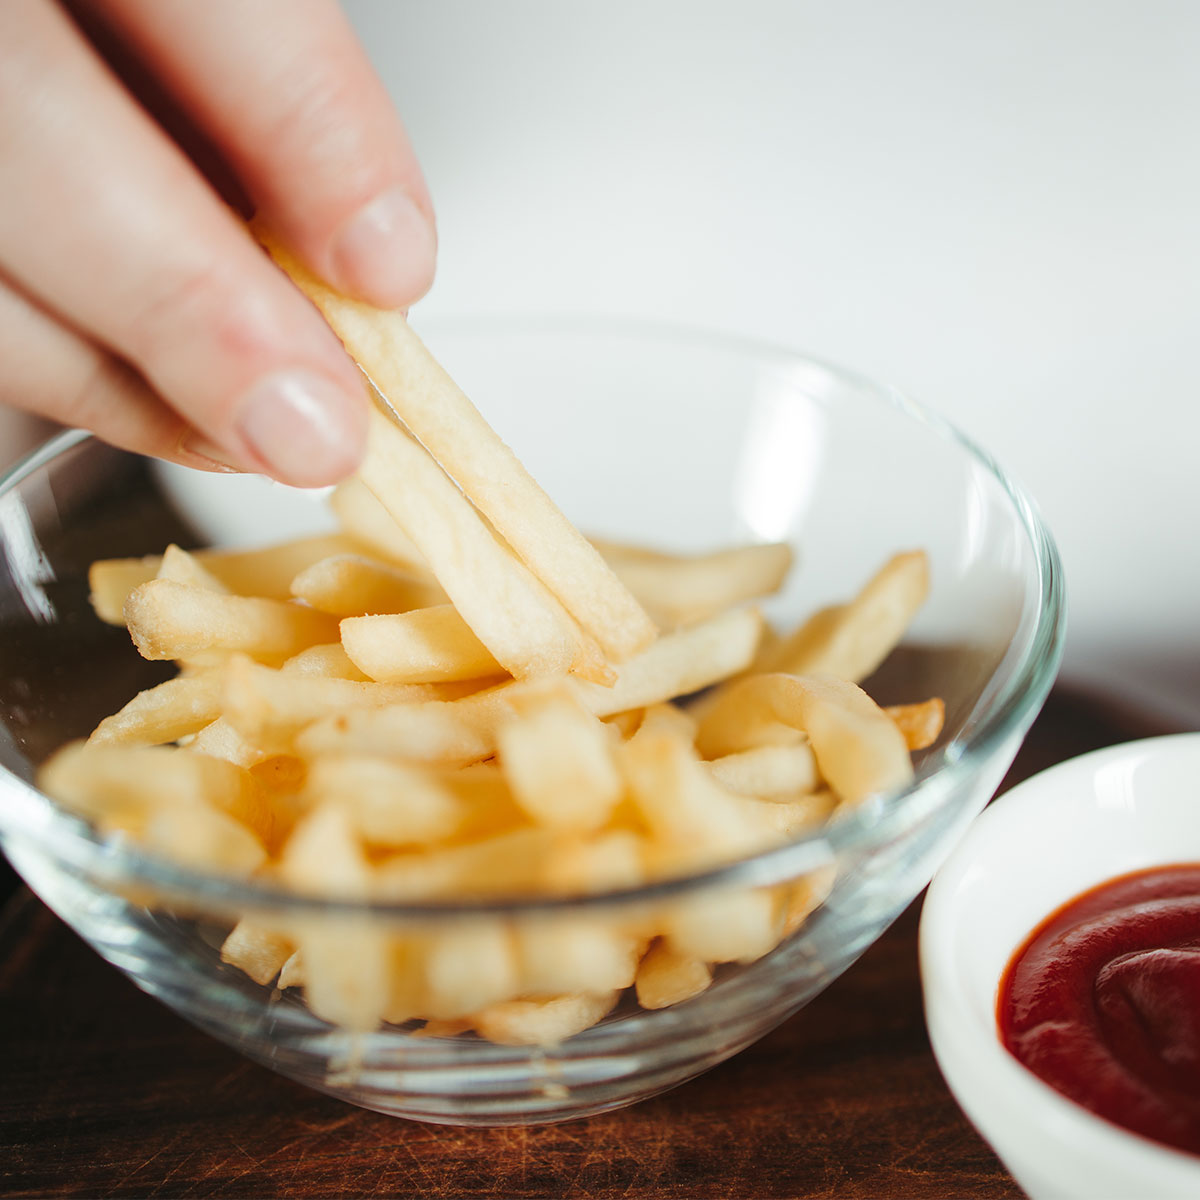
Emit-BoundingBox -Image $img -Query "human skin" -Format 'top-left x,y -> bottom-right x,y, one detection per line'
0,0 -> 437,486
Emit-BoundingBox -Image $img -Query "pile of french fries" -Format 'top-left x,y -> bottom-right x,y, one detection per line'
38,238 -> 943,1046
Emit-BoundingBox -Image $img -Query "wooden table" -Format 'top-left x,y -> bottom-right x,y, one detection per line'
0,689 -> 1181,1199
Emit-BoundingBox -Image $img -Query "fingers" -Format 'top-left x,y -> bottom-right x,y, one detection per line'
86,0 -> 437,309
0,270 -> 235,472
0,0 -> 367,487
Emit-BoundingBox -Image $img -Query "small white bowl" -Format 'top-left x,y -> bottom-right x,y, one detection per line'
921,732 -> 1200,1200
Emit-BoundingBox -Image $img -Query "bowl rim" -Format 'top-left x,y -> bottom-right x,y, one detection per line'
0,317 -> 1067,918
920,732 -> 1200,1181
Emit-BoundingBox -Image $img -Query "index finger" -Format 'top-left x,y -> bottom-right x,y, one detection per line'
89,0 -> 437,309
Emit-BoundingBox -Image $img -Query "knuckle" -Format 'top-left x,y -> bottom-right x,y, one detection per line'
123,255 -> 281,372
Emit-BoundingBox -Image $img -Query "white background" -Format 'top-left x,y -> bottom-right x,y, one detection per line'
343,0 -> 1200,725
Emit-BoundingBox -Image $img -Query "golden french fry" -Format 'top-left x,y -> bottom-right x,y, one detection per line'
571,606 -> 763,716
706,743 -> 819,797
278,949 -> 305,990
341,605 -> 505,684
142,804 -> 268,877
663,886 -> 786,965
885,697 -> 946,750
280,643 -> 370,681
755,550 -> 929,681
604,540 -> 793,628
621,726 -> 784,874
297,607 -> 762,765
124,579 -> 338,664
220,921 -> 295,986
190,717 -> 265,769
279,805 -> 389,1031
38,741 -> 270,841
88,671 -> 223,746
635,940 -> 713,1009
781,864 -> 837,937
541,830 -> 648,895
289,553 -> 445,618
423,923 -> 518,1020
220,653 -> 449,750
359,405 -> 609,682
329,477 -> 430,570
515,919 -> 642,996
197,535 -> 364,599
156,544 -> 229,592
497,688 -> 623,833
89,555 -> 161,625
469,992 -> 619,1047
259,233 -> 656,662
695,673 -> 914,804
303,756 -> 466,847
373,827 -> 561,902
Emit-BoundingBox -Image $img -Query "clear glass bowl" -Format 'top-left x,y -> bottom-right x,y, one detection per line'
0,319 -> 1065,1125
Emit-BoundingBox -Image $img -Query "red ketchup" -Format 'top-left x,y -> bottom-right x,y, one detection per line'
998,864 -> 1200,1156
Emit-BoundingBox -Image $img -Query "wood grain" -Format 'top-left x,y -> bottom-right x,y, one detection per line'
0,689 -> 1178,1199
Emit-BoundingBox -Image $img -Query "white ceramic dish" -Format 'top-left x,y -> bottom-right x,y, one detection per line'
921,733 -> 1200,1200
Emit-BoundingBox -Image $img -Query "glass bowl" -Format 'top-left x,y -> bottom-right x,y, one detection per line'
0,318 -> 1064,1125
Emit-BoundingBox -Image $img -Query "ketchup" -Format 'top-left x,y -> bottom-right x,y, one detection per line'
998,864 -> 1200,1156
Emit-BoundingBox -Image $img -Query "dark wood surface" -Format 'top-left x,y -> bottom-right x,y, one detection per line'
0,689 -> 1183,1199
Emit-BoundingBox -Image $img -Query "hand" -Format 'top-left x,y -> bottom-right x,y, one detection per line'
0,0 -> 436,486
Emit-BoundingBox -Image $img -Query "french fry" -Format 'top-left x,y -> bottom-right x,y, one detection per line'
663,886 -> 786,965
497,688 -> 623,833
885,697 -> 946,750
571,606 -> 763,716
88,671 -> 223,746
635,940 -> 713,1010
541,830 -> 648,895
157,544 -> 229,592
124,579 -> 338,664
754,550 -> 929,681
197,535 -> 364,600
603,540 -> 793,628
280,643 -> 370,681
372,828 -> 560,902
140,803 -> 268,877
279,805 -> 389,1031
220,654 -> 449,750
621,726 -> 784,872
89,555 -> 161,625
469,992 -> 619,1047
341,605 -> 505,684
781,864 -> 837,938
39,741 -> 270,841
706,742 -> 819,797
695,674 -> 914,804
303,756 -> 466,847
259,233 -> 656,663
297,607 -> 763,764
515,919 -> 642,996
220,921 -> 295,986
278,949 -> 305,990
329,477 -> 429,570
423,923 -> 518,1020
190,717 -> 265,769
290,554 -> 445,618
358,405 -> 609,683
88,535 -> 364,623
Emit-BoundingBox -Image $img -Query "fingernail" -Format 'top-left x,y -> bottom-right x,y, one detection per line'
177,431 -> 242,473
235,369 -> 366,487
331,186 -> 437,308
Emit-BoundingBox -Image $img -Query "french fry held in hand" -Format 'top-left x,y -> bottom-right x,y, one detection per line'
43,241 -> 949,1047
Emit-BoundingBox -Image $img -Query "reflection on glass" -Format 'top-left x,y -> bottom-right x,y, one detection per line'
735,373 -> 827,542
